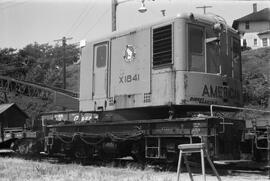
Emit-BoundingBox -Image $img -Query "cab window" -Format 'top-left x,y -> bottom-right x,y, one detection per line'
220,34 -> 232,77
188,24 -> 205,72
206,28 -> 220,74
95,44 -> 107,68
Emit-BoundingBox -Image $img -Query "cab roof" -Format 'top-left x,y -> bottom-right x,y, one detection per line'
85,12 -> 236,45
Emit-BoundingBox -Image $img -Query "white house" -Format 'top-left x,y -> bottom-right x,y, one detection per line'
232,4 -> 270,49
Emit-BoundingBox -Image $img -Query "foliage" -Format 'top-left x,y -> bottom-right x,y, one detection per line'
241,47 -> 270,109
0,47 -> 27,78
0,157 -> 268,181
0,42 -> 80,119
0,47 -> 17,64
0,42 -> 80,88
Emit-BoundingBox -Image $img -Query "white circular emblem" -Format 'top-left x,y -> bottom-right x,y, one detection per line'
123,45 -> 136,62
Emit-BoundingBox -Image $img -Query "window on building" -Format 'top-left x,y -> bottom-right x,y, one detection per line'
254,39 -> 257,46
245,21 -> 249,29
243,39 -> 247,48
262,38 -> 268,47
95,43 -> 107,68
188,24 -> 205,72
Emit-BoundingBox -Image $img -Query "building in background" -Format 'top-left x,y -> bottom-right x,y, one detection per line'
232,4 -> 270,49
0,103 -> 28,143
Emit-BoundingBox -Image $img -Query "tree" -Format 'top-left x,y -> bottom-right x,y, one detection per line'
0,47 -> 28,79
15,42 -> 80,88
0,48 -> 17,64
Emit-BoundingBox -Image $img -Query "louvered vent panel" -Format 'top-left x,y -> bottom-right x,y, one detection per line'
153,24 -> 172,66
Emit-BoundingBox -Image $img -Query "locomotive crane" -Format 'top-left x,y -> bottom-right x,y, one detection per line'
5,12 -> 268,164
40,12 -> 244,162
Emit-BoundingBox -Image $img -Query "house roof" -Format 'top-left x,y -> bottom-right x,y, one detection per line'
0,103 -> 14,114
258,30 -> 270,36
232,8 -> 270,29
0,103 -> 29,118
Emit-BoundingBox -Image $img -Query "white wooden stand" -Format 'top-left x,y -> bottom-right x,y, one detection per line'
176,143 -> 221,181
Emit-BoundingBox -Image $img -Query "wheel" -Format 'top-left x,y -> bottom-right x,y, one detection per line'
131,142 -> 145,163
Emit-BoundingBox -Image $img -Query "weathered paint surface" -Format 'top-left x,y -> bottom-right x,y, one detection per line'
110,28 -> 151,96
79,14 -> 242,112
183,72 -> 243,106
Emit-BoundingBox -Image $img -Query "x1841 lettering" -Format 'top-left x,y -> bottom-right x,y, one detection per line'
119,74 -> 140,84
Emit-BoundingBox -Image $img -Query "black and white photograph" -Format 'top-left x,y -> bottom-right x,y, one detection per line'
0,0 -> 269,180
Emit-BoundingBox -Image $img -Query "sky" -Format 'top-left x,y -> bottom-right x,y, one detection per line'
0,0 -> 269,49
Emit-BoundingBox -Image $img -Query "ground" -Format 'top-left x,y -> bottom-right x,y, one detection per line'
0,157 -> 268,181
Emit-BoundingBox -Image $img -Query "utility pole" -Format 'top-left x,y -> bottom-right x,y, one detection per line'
111,0 -> 148,32
196,5 -> 212,14
112,0 -> 118,32
54,36 -> 73,89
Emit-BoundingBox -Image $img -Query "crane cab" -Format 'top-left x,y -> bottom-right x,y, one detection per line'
79,13 -> 242,119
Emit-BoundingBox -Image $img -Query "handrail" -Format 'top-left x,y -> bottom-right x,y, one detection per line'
210,104 -> 270,117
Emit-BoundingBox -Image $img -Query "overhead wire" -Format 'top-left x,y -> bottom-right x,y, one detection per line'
81,7 -> 110,39
0,0 -> 13,7
0,0 -> 29,10
65,0 -> 97,37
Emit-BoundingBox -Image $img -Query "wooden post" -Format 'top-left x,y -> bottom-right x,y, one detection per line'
184,155 -> 194,181
176,150 -> 182,181
201,148 -> 206,181
205,149 -> 222,181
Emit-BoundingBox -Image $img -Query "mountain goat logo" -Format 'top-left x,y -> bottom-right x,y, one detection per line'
123,45 -> 136,62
